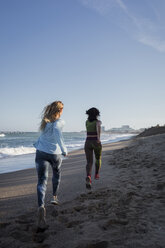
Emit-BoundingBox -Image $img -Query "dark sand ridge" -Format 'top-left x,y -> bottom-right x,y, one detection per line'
0,135 -> 165,248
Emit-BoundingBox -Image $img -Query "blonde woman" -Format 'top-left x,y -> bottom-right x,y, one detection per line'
34,101 -> 67,229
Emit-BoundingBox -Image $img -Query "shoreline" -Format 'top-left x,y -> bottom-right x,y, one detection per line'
0,137 -> 135,175
0,134 -> 165,247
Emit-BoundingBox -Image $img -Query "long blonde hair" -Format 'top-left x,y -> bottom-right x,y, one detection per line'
40,101 -> 64,131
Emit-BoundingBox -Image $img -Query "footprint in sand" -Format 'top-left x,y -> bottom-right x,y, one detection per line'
66,220 -> 82,228
51,208 -> 58,217
11,229 -> 32,242
33,232 -> 48,243
0,222 -> 11,228
76,241 -> 109,248
101,218 -> 129,230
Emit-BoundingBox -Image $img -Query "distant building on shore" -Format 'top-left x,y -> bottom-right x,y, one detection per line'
106,125 -> 140,134
81,125 -> 144,134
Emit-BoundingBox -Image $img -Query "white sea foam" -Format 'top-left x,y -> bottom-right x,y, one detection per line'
66,144 -> 84,152
101,133 -> 136,143
0,146 -> 36,159
0,134 -> 136,159
0,133 -> 5,137
0,132 -> 137,173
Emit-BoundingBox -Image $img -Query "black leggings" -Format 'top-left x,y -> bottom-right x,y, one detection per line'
84,140 -> 102,177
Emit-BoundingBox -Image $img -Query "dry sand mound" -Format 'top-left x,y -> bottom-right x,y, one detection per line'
137,125 -> 165,137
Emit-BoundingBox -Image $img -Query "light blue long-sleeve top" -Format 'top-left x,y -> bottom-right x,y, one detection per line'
34,119 -> 67,155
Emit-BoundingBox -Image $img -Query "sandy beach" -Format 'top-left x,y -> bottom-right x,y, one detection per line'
0,134 -> 165,248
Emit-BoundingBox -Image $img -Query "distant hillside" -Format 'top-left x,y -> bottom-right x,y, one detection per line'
137,125 -> 165,137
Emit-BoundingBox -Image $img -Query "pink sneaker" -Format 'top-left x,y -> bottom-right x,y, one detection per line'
95,174 -> 100,180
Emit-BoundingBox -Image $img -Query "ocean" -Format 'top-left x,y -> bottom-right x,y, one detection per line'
0,132 -> 135,174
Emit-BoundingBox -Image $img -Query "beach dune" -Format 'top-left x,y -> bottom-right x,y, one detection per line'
0,134 -> 165,248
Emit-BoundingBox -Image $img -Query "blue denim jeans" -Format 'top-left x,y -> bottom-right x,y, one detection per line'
35,150 -> 62,207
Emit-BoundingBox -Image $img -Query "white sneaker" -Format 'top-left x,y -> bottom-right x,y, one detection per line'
37,206 -> 47,229
50,196 -> 60,205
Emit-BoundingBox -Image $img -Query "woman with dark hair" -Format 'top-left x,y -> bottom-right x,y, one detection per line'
84,107 -> 102,189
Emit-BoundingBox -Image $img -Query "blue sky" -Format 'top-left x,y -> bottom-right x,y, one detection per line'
0,0 -> 165,132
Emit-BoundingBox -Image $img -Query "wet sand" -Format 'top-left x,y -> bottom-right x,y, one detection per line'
0,135 -> 165,248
